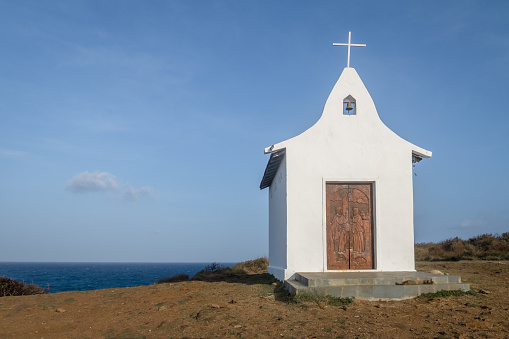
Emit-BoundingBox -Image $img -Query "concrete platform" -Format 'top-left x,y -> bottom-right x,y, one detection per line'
284,271 -> 470,301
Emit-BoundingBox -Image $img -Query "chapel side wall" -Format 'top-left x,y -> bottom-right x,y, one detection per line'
267,156 -> 287,280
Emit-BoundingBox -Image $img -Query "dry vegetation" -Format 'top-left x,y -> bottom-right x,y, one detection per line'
0,277 -> 48,297
415,233 -> 509,261
154,258 -> 276,286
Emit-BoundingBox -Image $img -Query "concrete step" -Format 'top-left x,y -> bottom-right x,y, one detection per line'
285,279 -> 470,301
295,271 -> 463,287
286,271 -> 470,300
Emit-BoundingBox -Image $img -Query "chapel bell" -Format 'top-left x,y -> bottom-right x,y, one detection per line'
343,98 -> 356,115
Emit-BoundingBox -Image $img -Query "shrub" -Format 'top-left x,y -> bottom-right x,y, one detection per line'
191,259 -> 274,284
0,277 -> 48,297
230,258 -> 268,274
155,274 -> 189,284
415,233 -> 509,261
203,262 -> 222,273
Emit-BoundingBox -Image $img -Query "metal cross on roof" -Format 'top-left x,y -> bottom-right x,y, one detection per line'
333,31 -> 366,68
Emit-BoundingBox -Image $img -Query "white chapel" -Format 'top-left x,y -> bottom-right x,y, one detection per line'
260,33 -> 432,282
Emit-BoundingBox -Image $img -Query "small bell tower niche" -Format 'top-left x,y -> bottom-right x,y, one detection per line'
343,95 -> 356,115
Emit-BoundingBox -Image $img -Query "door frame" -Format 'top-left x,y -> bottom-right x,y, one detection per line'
322,179 -> 378,272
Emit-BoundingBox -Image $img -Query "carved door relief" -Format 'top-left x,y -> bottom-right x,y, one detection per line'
326,183 -> 374,270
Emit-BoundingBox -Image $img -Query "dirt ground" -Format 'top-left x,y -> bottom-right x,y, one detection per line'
1,261 -> 508,338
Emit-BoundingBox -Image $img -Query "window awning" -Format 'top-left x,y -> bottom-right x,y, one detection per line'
259,149 -> 285,190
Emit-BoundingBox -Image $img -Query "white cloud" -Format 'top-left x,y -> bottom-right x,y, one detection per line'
123,186 -> 155,202
66,171 -> 118,193
66,171 -> 154,202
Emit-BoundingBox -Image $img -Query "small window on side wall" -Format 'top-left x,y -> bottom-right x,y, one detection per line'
343,95 -> 356,115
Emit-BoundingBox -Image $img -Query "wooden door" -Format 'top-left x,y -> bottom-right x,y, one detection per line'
326,183 -> 374,270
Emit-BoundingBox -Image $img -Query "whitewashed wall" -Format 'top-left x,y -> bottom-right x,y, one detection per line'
266,68 -> 431,281
267,156 -> 287,280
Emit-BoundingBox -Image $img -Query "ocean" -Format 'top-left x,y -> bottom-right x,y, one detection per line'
0,262 -> 237,293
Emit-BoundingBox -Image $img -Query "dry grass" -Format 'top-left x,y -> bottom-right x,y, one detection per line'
230,257 -> 268,274
415,233 -> 509,261
190,258 -> 272,284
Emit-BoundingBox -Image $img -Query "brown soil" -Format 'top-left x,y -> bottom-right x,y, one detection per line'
1,261 -> 508,338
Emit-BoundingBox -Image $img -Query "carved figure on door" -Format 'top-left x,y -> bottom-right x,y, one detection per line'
332,198 -> 349,254
351,207 -> 365,253
331,216 -> 346,254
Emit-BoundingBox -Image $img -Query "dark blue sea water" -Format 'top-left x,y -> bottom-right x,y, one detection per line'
0,262 -> 237,293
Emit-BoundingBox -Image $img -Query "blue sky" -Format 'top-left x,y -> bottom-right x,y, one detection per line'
1,1 -> 508,262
